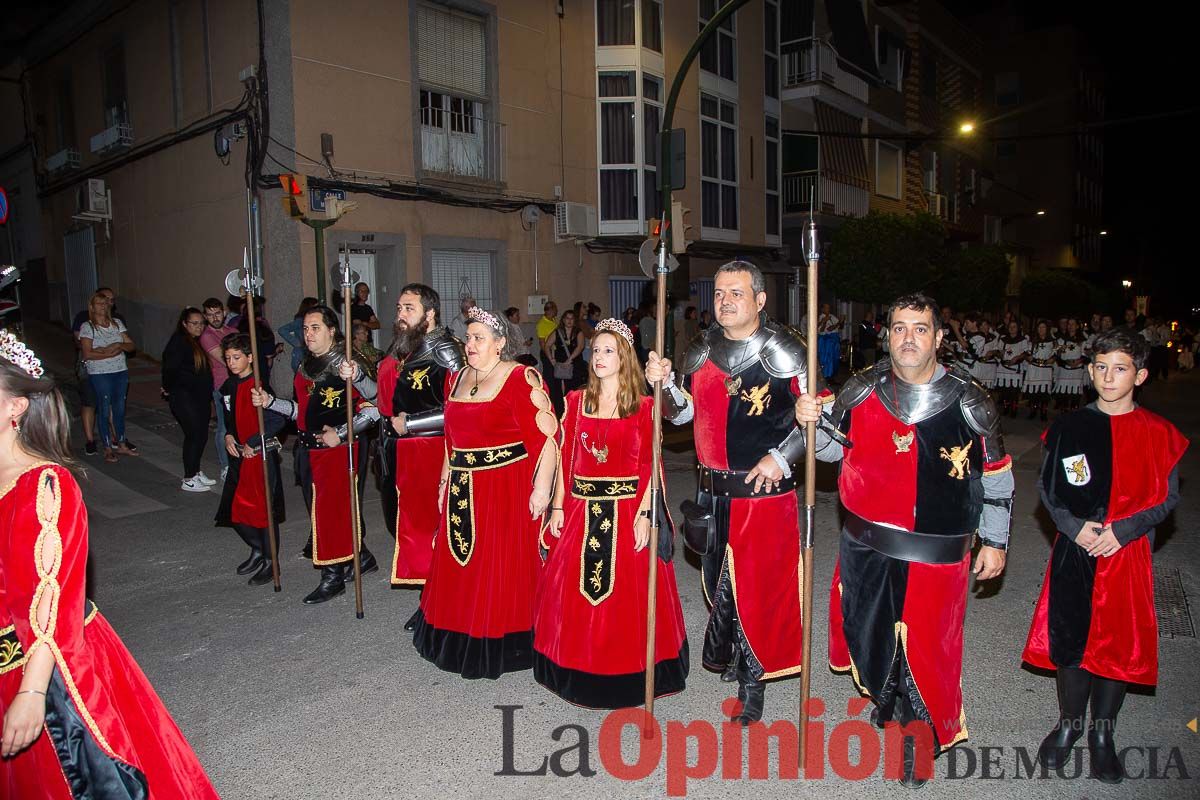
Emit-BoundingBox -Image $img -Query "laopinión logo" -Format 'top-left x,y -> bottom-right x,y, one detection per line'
495,699 -> 1192,797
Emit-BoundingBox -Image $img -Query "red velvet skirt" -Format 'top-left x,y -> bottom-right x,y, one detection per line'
0,612 -> 219,799
309,443 -> 361,565
390,436 -> 445,585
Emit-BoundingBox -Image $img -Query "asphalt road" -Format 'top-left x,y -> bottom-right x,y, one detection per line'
40,329 -> 1200,799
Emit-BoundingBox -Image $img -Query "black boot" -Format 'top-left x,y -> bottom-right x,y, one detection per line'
345,547 -> 379,581
403,607 -> 422,632
1037,667 -> 1091,769
1088,676 -> 1128,784
300,541 -> 313,560
731,656 -> 764,726
720,650 -> 739,683
248,559 -> 276,586
302,566 -> 346,604
236,548 -> 263,576
900,733 -> 930,789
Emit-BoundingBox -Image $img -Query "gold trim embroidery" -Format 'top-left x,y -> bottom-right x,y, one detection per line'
446,466 -> 477,567
939,441 -> 973,480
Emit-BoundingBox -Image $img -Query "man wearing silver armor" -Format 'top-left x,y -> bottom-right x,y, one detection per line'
646,260 -> 829,726
252,305 -> 380,604
796,292 -> 1014,787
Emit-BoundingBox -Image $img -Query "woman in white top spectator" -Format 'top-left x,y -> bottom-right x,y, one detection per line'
78,291 -> 138,462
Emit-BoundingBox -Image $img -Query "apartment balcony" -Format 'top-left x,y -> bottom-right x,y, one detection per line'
783,170 -> 869,219
781,37 -> 870,104
419,109 -> 506,185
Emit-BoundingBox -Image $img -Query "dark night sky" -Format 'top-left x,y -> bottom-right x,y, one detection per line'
949,0 -> 1198,317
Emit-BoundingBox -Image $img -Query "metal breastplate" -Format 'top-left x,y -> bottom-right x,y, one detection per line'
300,349 -> 344,383
874,363 -> 967,426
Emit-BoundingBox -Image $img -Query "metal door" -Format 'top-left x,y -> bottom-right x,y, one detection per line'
64,227 -> 98,324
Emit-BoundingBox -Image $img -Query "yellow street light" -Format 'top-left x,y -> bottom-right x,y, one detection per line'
1100,230 -> 1108,236
1036,210 -> 1046,216
959,121 -> 976,135
1121,279 -> 1132,289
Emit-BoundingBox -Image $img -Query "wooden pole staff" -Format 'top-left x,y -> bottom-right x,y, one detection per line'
799,212 -> 820,768
643,235 -> 669,733
341,249 -> 365,619
241,244 -> 281,592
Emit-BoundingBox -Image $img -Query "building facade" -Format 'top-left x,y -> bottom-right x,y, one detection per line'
6,0 -> 791,363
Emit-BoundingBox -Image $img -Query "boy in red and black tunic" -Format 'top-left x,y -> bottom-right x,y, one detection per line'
214,334 -> 287,585
1023,327 -> 1187,783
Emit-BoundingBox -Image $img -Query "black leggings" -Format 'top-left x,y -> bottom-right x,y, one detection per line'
170,395 -> 210,477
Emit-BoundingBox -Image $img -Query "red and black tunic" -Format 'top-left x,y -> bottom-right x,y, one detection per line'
827,381 -> 1012,750
691,356 -> 807,680
377,348 -> 454,585
294,366 -> 372,565
1023,405 -> 1187,684
214,373 -> 286,530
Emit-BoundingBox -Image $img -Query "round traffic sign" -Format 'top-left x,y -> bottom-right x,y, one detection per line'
0,187 -> 9,225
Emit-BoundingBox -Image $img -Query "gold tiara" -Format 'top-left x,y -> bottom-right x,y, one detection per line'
0,329 -> 44,378
594,318 -> 634,348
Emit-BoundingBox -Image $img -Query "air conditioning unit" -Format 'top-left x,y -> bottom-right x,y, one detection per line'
46,148 -> 81,174
78,179 -> 111,217
89,123 -> 134,155
927,192 -> 947,219
554,202 -> 598,242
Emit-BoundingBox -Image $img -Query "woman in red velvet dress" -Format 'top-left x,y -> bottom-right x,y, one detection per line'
413,308 -> 559,679
0,334 -> 219,798
533,320 -> 688,708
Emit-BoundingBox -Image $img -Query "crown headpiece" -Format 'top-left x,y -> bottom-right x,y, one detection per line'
593,318 -> 635,348
467,306 -> 506,336
0,329 -> 44,378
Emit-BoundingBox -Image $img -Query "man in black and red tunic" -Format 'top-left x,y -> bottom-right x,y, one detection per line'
254,306 -> 380,604
371,283 -> 463,629
648,260 -> 827,726
797,292 -> 1013,788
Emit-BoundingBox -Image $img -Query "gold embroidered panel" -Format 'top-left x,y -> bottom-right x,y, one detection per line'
572,476 -> 639,606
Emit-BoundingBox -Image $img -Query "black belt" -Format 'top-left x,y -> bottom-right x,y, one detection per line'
697,465 -> 795,498
844,512 -> 974,564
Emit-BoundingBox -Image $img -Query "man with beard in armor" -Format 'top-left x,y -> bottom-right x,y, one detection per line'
368,284 -> 464,630
252,305 -> 380,604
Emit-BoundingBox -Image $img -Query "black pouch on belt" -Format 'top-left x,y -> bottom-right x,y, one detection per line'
680,497 -> 716,555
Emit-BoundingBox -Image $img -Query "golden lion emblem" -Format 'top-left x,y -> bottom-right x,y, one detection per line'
739,382 -> 772,416
1066,457 -> 1088,484
408,366 -> 432,390
939,441 -> 973,480
318,387 -> 344,409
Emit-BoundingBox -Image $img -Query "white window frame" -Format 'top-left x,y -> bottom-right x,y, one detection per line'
765,114 -> 781,244
699,1 -> 737,95
875,140 -> 903,200
642,73 -> 664,225
700,91 -> 739,240
874,26 -> 905,90
764,0 -> 779,114
595,0 -> 636,48
596,70 -> 641,233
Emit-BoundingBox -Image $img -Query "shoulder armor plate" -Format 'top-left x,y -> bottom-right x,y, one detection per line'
680,328 -> 712,375
758,320 -> 808,379
429,332 -> 466,371
960,377 -> 1001,438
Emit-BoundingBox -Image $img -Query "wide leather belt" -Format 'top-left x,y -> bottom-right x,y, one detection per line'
449,441 -> 527,471
697,465 -> 795,498
844,512 -> 974,565
1,601 -> 98,675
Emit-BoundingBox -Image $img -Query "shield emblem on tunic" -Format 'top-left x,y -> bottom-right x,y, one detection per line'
1062,454 -> 1091,486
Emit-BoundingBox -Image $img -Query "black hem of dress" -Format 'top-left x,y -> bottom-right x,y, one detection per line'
532,639 -> 689,709
412,609 -> 534,679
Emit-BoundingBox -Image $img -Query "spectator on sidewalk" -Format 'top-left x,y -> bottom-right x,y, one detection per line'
236,295 -> 279,389
78,292 -> 137,463
351,282 -> 381,333
72,286 -> 123,455
201,297 -> 238,479
163,308 -> 216,492
448,295 -> 477,342
352,321 -> 383,378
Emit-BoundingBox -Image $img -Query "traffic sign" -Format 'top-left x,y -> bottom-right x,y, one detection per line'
309,188 -> 345,213
0,187 -> 9,225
